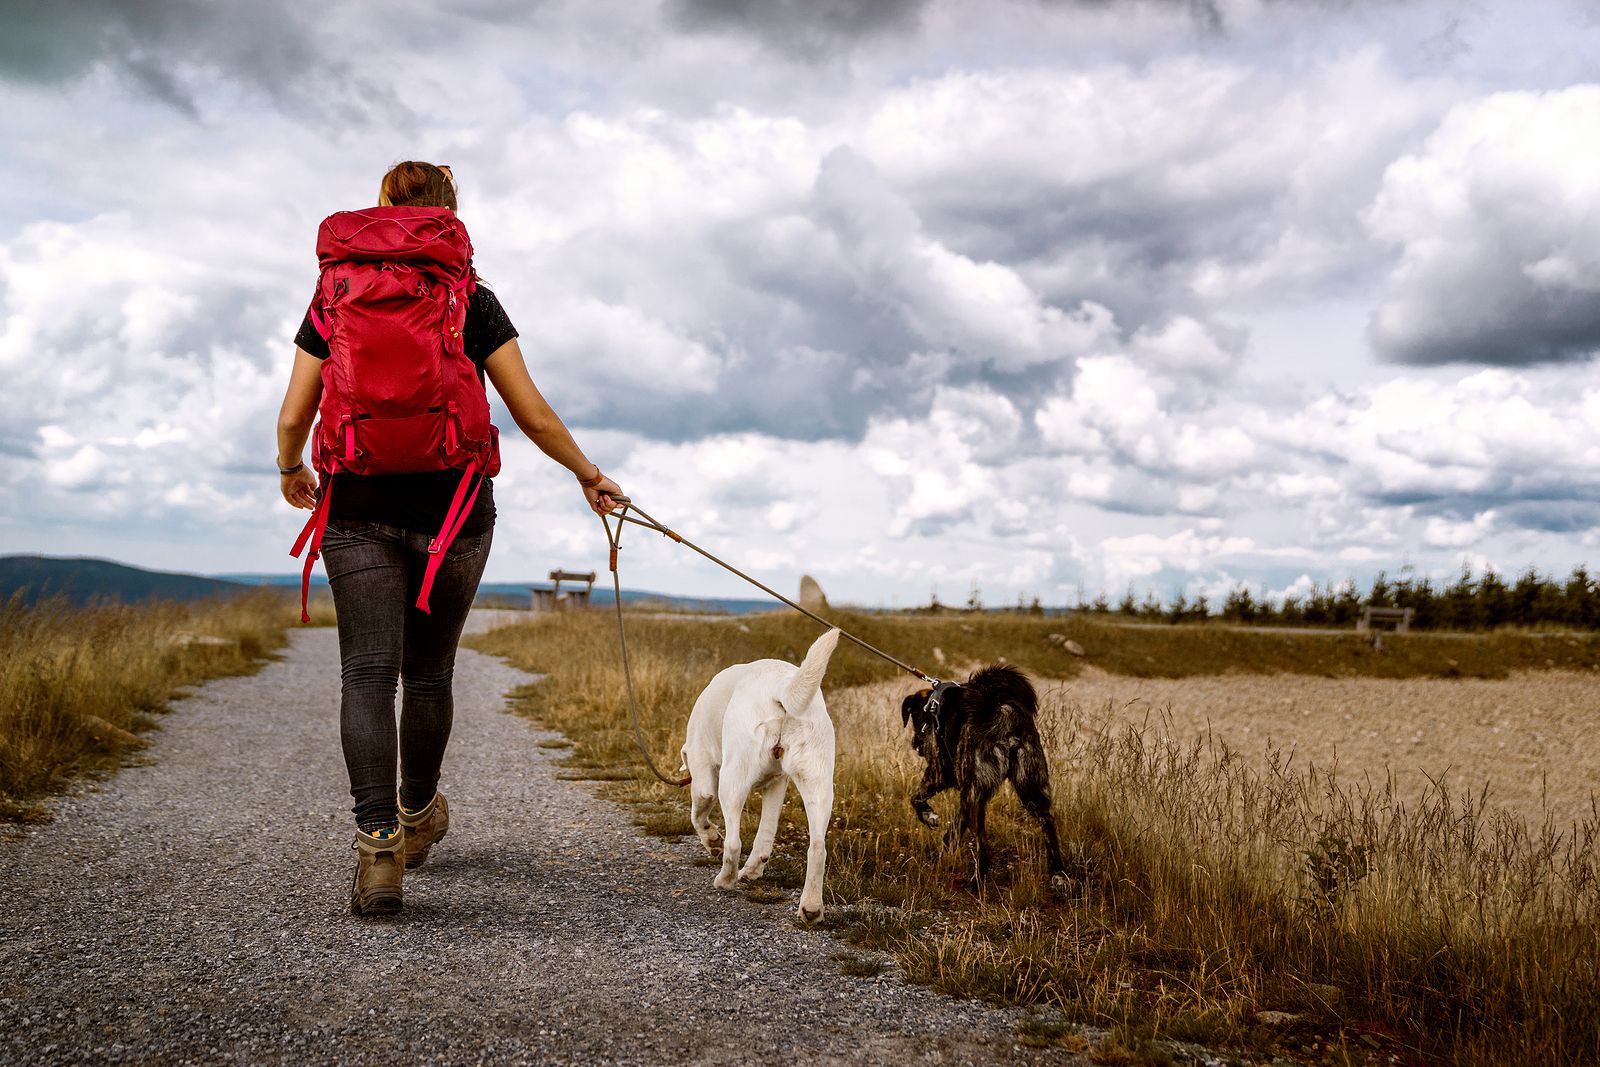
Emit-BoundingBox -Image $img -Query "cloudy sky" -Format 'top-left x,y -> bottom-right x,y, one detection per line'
3,0 -> 1600,606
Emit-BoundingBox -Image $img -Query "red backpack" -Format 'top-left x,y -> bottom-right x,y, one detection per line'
289,206 -> 501,621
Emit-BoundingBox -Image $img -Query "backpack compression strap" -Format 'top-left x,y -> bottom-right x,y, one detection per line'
415,460 -> 484,614
289,476 -> 335,623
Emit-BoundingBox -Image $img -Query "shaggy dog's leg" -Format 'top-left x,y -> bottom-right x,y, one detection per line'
738,777 -> 787,881
910,762 -> 948,828
793,773 -> 833,922
958,780 -> 995,885
714,778 -> 749,890
1012,746 -> 1067,880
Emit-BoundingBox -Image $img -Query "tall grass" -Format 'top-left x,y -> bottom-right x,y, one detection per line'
0,591 -> 298,820
472,610 -> 1600,1065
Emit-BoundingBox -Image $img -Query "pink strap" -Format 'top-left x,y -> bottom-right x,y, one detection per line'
290,476 -> 335,623
309,300 -> 332,342
415,462 -> 482,614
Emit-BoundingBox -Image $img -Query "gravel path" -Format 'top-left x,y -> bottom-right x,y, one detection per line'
0,615 -> 1077,1066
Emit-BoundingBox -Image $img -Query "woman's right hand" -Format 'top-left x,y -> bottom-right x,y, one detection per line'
584,474 -> 623,515
282,467 -> 319,510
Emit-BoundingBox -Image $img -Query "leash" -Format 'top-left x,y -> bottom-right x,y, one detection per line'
595,494 -> 942,787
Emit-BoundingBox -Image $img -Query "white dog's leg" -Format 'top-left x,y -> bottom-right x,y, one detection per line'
689,782 -> 721,857
793,775 -> 833,921
738,777 -> 787,881
713,778 -> 748,889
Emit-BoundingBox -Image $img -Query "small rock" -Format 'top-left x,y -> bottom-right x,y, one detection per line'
1255,1011 -> 1301,1027
82,715 -> 148,751
1306,983 -> 1345,1012
1046,633 -> 1066,645
170,632 -> 236,648
932,646 -> 946,665
1063,640 -> 1086,657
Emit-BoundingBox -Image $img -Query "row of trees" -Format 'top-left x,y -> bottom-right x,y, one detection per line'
1067,565 -> 1600,631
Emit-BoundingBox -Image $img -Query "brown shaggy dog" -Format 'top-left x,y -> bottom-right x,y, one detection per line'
900,665 -> 1068,889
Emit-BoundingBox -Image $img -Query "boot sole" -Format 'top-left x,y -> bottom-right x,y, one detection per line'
351,888 -> 403,915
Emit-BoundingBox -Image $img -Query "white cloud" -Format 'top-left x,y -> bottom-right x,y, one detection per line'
1424,509 -> 1498,548
1367,85 -> 1600,365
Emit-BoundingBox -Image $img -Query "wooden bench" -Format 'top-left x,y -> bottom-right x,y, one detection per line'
1357,606 -> 1413,633
529,569 -> 597,612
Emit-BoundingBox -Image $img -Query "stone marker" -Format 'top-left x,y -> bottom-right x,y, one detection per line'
799,574 -> 829,611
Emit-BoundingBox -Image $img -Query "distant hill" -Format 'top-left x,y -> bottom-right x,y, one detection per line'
1,556 -> 251,607
217,572 -> 778,615
0,555 -> 784,615
485,583 -> 778,615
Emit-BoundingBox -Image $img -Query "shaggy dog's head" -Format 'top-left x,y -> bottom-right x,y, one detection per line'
901,681 -> 963,764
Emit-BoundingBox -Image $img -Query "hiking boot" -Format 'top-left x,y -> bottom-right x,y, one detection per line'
398,791 -> 449,870
350,826 -> 404,915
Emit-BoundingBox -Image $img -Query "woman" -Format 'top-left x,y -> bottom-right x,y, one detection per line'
275,161 -> 622,915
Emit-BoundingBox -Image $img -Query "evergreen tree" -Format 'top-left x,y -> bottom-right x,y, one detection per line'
1479,568 -> 1510,629
1167,591 -> 1189,625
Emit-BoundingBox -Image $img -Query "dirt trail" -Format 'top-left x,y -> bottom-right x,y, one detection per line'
0,616 -> 1077,1066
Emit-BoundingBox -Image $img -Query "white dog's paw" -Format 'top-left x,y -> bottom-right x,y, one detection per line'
738,855 -> 768,881
700,833 -> 723,858
713,869 -> 739,890
796,902 -> 823,923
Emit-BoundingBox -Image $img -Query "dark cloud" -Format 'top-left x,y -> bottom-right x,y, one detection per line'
667,0 -> 927,55
1497,500 -> 1600,535
666,0 -> 1244,56
0,0 -> 393,120
1371,282 -> 1600,366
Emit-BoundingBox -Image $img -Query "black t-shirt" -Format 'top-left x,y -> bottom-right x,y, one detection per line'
294,285 -> 519,538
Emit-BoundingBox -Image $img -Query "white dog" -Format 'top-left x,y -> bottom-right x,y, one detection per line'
680,628 -> 840,921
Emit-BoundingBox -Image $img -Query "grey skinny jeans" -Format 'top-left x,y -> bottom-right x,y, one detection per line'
319,518 -> 493,832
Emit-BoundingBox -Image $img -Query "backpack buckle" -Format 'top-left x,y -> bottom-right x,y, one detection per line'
426,538 -> 442,554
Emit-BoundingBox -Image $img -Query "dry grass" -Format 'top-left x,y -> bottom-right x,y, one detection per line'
471,610 -> 1600,1065
0,590 -> 302,821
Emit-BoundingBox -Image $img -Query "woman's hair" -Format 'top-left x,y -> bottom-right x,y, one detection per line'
378,161 -> 457,211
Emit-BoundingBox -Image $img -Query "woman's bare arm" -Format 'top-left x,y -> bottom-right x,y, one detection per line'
276,347 -> 323,510
483,338 -> 621,513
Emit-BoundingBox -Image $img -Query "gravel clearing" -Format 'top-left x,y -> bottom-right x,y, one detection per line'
1055,667 -> 1600,829
0,614 -> 1083,1066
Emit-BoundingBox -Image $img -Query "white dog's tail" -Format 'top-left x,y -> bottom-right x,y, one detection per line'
780,628 -> 840,717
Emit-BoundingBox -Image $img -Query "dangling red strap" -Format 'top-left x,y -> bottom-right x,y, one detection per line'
290,476 -> 335,623
415,461 -> 482,614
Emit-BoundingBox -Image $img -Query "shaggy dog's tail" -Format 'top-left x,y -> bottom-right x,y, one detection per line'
780,628 -> 841,717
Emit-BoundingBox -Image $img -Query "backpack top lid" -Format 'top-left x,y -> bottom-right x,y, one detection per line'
315,205 -> 474,290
